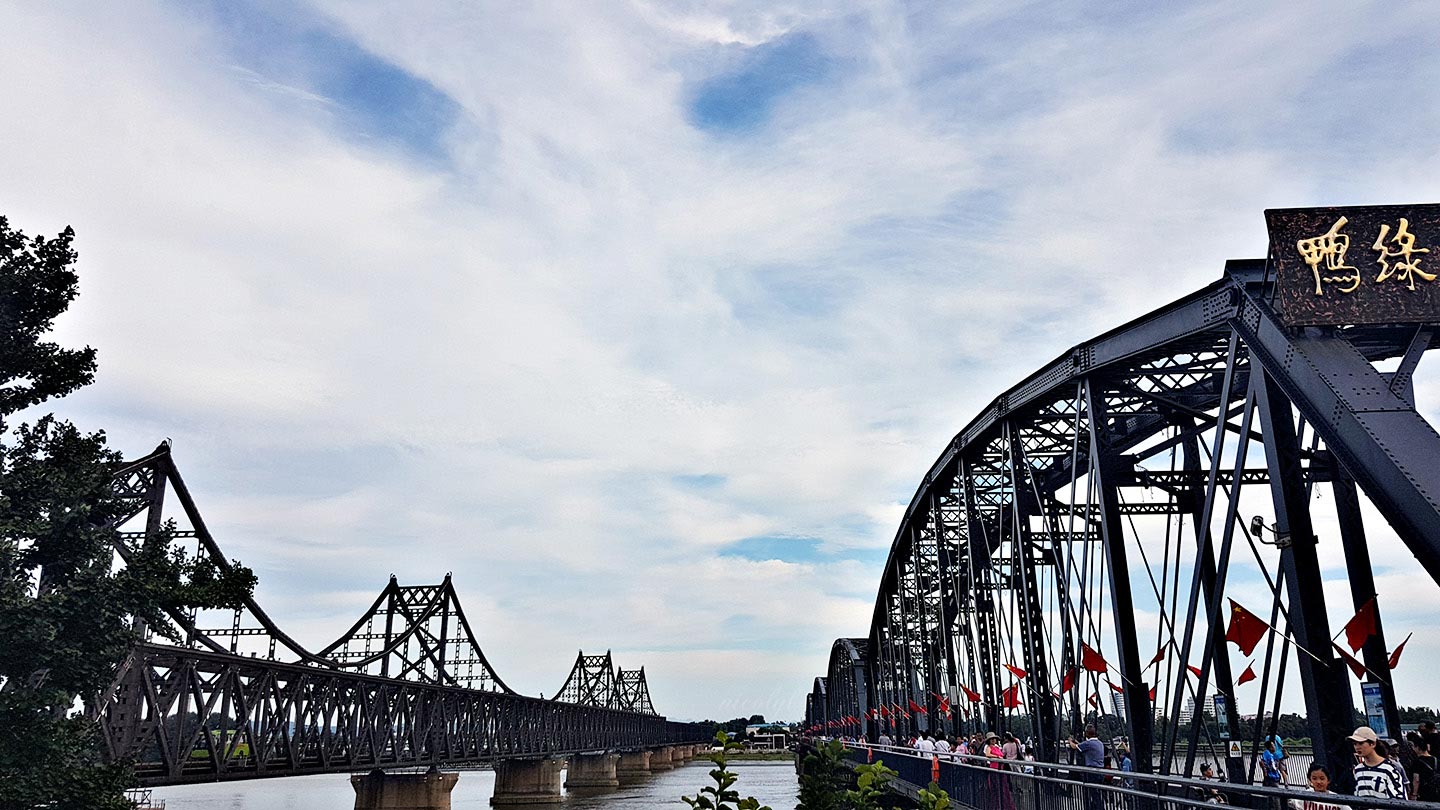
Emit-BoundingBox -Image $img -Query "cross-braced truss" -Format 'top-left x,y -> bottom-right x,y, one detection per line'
95,448 -> 700,784
808,259 -> 1440,785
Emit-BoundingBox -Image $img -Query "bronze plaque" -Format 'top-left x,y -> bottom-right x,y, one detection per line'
1266,204 -> 1440,326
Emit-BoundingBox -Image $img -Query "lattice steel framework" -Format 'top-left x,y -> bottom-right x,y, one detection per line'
808,259 -> 1440,786
95,447 -> 701,785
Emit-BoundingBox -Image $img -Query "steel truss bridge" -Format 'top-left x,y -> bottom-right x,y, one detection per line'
806,250 -> 1440,787
95,446 -> 704,785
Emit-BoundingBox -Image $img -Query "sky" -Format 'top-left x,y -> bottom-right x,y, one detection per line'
4,1 -> 1440,723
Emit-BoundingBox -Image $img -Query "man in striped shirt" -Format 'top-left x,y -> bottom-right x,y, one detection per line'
1350,726 -> 1407,805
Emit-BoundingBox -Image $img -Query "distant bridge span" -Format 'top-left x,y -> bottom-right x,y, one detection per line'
808,207 -> 1440,788
96,446 -> 704,785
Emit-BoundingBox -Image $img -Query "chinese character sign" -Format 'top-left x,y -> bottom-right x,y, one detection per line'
1267,205 -> 1440,326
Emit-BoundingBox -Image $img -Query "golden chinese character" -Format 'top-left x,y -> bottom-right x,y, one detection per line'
1372,218 -> 1434,290
1296,216 -> 1361,295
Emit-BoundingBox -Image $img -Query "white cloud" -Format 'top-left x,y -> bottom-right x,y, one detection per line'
5,0 -> 1440,725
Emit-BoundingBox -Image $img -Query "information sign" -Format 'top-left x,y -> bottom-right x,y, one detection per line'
1266,204 -> 1440,326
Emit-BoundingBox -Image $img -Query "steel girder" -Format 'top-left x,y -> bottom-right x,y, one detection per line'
96,448 -> 692,783
101,644 -> 701,786
814,259 -> 1440,778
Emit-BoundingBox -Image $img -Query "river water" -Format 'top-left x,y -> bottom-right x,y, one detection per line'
149,760 -> 801,810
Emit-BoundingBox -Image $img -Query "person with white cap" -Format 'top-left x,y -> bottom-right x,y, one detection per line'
1350,725 -> 1408,804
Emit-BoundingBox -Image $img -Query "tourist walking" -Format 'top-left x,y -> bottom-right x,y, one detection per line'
1350,726 -> 1408,805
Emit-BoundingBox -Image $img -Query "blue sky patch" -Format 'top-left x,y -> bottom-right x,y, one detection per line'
673,473 -> 727,490
187,0 -> 458,162
688,32 -> 834,134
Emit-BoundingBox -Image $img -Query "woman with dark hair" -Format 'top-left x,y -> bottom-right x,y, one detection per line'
1289,765 -> 1342,810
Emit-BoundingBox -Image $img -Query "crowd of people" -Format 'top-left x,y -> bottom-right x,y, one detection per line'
833,720 -> 1440,808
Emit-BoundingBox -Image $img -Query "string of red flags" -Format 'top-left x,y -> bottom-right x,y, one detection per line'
1060,666 -> 1079,693
1000,684 -> 1023,708
1082,643 -> 1109,673
1390,633 -> 1413,669
1334,644 -> 1366,679
1004,664 -> 1029,680
1340,597 -> 1377,653
1225,599 -> 1268,656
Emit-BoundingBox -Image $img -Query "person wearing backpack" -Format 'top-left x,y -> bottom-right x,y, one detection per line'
1408,734 -> 1440,802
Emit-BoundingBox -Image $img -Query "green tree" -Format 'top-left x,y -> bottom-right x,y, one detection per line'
0,216 -> 256,810
682,731 -> 772,810
796,738 -> 847,810
845,760 -> 897,810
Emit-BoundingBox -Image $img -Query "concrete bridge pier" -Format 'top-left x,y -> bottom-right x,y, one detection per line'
491,758 -> 564,806
351,768 -> 459,810
615,750 -> 652,783
648,746 -> 675,771
564,752 -> 620,794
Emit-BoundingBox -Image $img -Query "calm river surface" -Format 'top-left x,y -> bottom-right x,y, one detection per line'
150,760 -> 800,810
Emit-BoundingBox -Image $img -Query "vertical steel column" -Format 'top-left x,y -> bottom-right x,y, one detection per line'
1329,459 -> 1401,739
963,461 -> 1002,731
1180,420 -> 1244,782
1254,370 -> 1353,769
1085,380 -> 1154,772
1006,421 -> 1058,761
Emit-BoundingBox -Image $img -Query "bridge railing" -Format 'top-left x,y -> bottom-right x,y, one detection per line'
808,740 -> 1432,810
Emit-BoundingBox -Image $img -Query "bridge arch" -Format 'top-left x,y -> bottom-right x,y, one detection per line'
814,240 -> 1440,780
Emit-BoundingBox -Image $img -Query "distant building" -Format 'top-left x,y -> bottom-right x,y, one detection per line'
745,724 -> 789,749
1180,695 -> 1200,725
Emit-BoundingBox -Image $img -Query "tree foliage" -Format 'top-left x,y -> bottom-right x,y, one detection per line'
682,731 -> 773,810
797,738 -> 848,810
0,216 -> 255,810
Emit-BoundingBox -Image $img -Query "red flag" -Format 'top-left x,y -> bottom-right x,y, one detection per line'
1108,681 -> 1124,693
1150,647 -> 1166,665
879,705 -> 891,718
868,708 -> 878,720
1004,664 -> 1029,680
1225,600 -> 1268,656
1061,666 -> 1079,693
1236,663 -> 1257,685
1342,598 -> 1378,653
1001,684 -> 1022,708
1082,643 -> 1109,673
1187,665 -> 1203,678
933,692 -> 951,714
1087,693 -> 1099,707
1389,633 -> 1413,669
960,683 -> 982,702
909,699 -> 927,715
1148,687 -> 1156,701
1333,643 -> 1366,679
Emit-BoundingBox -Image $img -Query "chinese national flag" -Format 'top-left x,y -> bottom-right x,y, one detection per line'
1236,663 -> 1257,686
933,692 -> 951,714
879,705 -> 891,718
1389,633 -> 1413,669
1225,599 -> 1268,656
1004,664 -> 1029,680
1108,680 -> 1124,693
909,699 -> 927,715
1082,643 -> 1109,673
1001,684 -> 1023,708
1061,666 -> 1079,693
1333,643 -> 1366,679
1187,665 -> 1203,678
1342,598 -> 1378,653
960,683 -> 982,702
1150,647 -> 1166,665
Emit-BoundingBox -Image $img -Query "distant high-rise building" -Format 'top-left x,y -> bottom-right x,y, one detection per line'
1180,695 -> 1200,724
1111,692 -> 1126,717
